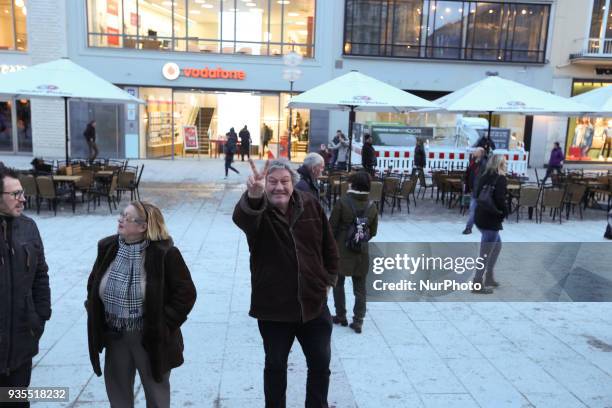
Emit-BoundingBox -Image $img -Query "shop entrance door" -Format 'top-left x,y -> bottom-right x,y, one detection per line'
0,97 -> 33,154
0,98 -> 14,152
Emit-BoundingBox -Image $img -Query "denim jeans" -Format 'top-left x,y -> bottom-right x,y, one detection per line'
257,306 -> 333,408
473,228 -> 502,283
465,193 -> 478,230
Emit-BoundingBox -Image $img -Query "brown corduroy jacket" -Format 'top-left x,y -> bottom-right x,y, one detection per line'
233,190 -> 339,322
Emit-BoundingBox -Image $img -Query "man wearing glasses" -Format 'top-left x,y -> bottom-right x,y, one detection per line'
0,166 -> 51,406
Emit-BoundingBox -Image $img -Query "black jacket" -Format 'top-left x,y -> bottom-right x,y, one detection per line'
474,173 -> 508,231
84,125 -> 96,142
86,236 -> 197,382
414,144 -> 426,168
232,190 -> 339,322
239,129 -> 251,146
0,215 -> 51,374
295,165 -> 320,199
361,143 -> 377,170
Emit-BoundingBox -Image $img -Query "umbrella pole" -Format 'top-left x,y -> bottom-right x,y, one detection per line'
64,97 -> 70,164
487,111 -> 492,142
348,106 -> 355,172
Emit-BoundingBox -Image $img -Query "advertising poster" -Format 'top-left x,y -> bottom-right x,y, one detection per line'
184,126 -> 198,150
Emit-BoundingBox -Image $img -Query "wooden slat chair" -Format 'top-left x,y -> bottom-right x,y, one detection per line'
390,178 -> 417,214
35,176 -> 70,216
516,186 -> 541,223
382,176 -> 401,214
116,166 -> 138,202
368,181 -> 383,214
19,174 -> 38,211
564,183 -> 588,220
88,174 -> 119,214
74,169 -> 94,203
539,187 -> 566,224
417,170 -> 435,199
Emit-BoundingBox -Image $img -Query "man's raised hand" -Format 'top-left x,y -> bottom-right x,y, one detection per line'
247,159 -> 269,199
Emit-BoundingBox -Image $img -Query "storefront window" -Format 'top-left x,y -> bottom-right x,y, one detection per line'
70,101 -> 125,159
0,101 -> 12,151
344,0 -> 550,63
140,88 -> 179,158
86,0 -> 316,57
16,99 -> 31,153
566,82 -> 612,163
0,0 -> 27,51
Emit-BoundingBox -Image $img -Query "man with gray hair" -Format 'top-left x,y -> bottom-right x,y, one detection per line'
296,152 -> 325,199
233,159 -> 339,408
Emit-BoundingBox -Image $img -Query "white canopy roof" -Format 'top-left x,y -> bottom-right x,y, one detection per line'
428,76 -> 595,116
0,58 -> 143,104
571,85 -> 612,114
287,71 -> 435,112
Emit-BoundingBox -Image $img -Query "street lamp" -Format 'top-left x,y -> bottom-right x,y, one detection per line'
283,51 -> 303,161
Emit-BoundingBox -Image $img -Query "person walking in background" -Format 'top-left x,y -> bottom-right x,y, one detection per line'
413,138 -> 426,177
462,147 -> 486,235
472,155 -> 508,294
296,152 -> 325,199
86,201 -> 196,408
84,120 -> 99,163
239,125 -> 252,161
224,128 -> 240,178
233,159 -> 338,408
361,134 -> 377,176
329,130 -> 342,167
330,132 -> 349,171
329,171 -> 378,334
541,142 -> 564,185
317,144 -> 333,168
0,166 -> 51,408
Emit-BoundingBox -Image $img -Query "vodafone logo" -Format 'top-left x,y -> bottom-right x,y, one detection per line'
162,62 -> 180,81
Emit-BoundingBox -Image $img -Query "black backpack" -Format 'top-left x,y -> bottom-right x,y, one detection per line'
344,197 -> 374,253
477,175 -> 502,215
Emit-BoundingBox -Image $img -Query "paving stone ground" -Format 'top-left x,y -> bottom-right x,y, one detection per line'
1,155 -> 610,408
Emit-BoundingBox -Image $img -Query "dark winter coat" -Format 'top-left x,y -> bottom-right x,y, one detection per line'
239,128 -> 251,154
329,192 -> 378,277
414,144 -> 426,168
232,190 -> 339,322
225,132 -> 238,155
548,147 -> 564,167
0,215 -> 51,374
361,143 -> 377,170
474,172 -> 508,231
295,165 -> 320,199
86,236 -> 196,382
84,124 -> 96,142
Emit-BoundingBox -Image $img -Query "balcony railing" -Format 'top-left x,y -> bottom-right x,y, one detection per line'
585,37 -> 612,55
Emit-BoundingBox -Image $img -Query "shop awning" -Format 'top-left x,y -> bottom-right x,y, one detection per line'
571,84 -> 612,115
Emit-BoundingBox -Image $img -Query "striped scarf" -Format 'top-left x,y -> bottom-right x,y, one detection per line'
102,236 -> 149,331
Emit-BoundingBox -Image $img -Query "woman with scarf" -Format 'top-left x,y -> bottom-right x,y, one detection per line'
86,201 -> 196,407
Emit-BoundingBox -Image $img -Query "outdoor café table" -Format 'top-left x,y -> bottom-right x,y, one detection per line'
52,175 -> 82,213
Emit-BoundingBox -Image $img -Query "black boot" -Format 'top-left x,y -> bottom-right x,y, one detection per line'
471,280 -> 493,294
332,315 -> 348,326
349,320 -> 363,334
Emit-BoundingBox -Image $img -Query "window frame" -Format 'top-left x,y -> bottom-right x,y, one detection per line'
84,0 -> 316,58
342,0 -> 551,64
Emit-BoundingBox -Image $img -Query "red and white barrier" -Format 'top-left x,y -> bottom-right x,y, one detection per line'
351,143 -> 529,175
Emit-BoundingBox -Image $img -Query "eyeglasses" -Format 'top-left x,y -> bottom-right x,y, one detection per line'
118,212 -> 144,224
2,190 -> 25,199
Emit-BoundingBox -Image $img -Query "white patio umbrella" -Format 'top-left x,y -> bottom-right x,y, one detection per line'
0,58 -> 144,162
288,71 -> 436,169
571,84 -> 612,114
427,75 -> 596,146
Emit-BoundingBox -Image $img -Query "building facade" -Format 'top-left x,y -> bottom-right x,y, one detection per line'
5,0 -> 609,169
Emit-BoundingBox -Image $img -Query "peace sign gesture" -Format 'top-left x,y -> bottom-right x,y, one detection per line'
247,159 -> 270,199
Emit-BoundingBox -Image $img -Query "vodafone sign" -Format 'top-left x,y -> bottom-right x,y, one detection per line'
162,62 -> 246,81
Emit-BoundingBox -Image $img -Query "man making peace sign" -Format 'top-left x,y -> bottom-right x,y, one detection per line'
233,159 -> 339,408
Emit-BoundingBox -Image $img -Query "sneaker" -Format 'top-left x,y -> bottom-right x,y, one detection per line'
462,227 -> 472,235
349,321 -> 362,334
332,315 -> 348,326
